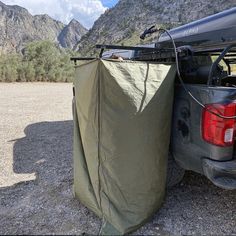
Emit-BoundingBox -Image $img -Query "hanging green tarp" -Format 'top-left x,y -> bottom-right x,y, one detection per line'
73,59 -> 176,234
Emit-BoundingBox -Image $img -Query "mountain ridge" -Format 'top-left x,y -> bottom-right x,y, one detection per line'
77,0 -> 236,56
0,1 -> 87,53
1,0 -> 236,56
58,19 -> 88,50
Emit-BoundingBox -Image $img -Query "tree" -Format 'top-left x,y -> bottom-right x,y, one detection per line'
0,40 -> 76,82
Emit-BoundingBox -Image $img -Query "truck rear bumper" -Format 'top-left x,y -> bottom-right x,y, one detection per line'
202,158 -> 236,190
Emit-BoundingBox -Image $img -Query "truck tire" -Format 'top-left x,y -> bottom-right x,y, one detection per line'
166,152 -> 185,188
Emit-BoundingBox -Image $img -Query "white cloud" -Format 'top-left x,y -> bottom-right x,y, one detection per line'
2,0 -> 107,28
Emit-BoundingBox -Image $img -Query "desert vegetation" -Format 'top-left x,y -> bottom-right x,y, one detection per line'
0,41 -> 76,82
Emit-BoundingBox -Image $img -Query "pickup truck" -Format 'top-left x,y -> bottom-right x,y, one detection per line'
141,7 -> 236,190
73,8 -> 236,190
102,8 -> 236,190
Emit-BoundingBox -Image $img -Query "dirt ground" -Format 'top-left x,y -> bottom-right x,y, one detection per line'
0,83 -> 235,235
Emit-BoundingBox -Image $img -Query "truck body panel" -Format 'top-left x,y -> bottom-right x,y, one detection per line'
172,85 -> 236,173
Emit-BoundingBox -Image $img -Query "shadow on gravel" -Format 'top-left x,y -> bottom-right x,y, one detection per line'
12,120 -> 73,182
0,120 -> 101,235
0,120 -> 74,202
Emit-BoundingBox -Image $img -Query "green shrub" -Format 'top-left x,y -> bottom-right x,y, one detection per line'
0,40 -> 76,82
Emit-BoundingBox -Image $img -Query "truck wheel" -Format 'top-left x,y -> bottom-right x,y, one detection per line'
166,152 -> 185,188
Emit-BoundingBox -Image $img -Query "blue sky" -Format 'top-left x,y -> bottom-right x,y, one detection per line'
101,0 -> 118,8
2,0 -> 119,29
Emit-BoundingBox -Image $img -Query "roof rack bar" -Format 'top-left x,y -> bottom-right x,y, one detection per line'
70,57 -> 97,65
96,44 -> 161,51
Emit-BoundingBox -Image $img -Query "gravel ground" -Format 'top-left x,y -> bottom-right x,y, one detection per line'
0,83 -> 235,235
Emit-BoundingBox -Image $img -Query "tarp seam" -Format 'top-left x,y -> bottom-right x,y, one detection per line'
97,60 -> 103,211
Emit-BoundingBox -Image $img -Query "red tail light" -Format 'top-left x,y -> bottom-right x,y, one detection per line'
202,103 -> 236,146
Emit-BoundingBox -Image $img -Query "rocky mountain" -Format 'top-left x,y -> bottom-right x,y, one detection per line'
77,0 -> 236,56
1,0 -> 236,56
58,19 -> 88,50
0,1 -> 87,53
